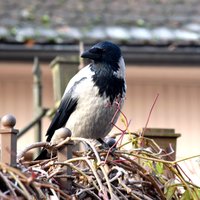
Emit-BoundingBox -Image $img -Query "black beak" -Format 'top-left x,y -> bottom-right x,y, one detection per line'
81,50 -> 101,60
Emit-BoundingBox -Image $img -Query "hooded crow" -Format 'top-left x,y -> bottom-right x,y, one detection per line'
36,41 -> 126,160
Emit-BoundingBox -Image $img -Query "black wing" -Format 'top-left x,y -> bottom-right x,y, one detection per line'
46,92 -> 78,142
35,92 -> 77,160
45,77 -> 88,142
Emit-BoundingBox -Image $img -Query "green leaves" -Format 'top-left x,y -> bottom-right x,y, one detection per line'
156,162 -> 164,175
143,160 -> 164,175
180,190 -> 191,200
165,185 -> 177,200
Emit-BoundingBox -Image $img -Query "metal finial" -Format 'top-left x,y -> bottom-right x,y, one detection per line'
1,114 -> 16,128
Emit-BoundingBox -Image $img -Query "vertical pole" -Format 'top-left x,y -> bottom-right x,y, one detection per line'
78,41 -> 85,70
57,143 -> 74,192
0,114 -> 18,165
32,57 -> 42,144
56,128 -> 73,192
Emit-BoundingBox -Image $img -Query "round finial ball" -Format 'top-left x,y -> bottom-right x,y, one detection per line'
55,127 -> 72,138
51,127 -> 72,145
1,114 -> 16,128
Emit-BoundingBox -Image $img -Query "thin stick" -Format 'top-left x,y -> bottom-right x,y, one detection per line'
141,93 -> 159,138
17,142 -> 51,161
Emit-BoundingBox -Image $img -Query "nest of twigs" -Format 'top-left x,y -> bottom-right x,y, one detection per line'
1,133 -> 200,200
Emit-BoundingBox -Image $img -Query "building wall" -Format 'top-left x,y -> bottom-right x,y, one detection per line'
0,62 -> 54,151
1,61 -> 200,158
123,65 -> 200,158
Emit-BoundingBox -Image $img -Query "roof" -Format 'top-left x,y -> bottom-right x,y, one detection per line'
1,0 -> 200,63
1,0 -> 200,44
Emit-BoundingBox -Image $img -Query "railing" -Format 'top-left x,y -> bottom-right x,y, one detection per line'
0,114 -> 73,190
0,114 -> 18,165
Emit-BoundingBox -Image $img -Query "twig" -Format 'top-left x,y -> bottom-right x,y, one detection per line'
141,93 -> 159,138
0,190 -> 10,200
34,182 -> 71,199
17,142 -> 52,161
64,137 -> 113,199
131,190 -> 154,200
9,171 -> 32,199
111,183 -> 129,200
0,171 -> 17,198
76,187 -> 102,200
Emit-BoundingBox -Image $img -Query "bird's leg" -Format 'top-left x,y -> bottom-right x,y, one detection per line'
97,138 -> 117,151
97,138 -> 109,149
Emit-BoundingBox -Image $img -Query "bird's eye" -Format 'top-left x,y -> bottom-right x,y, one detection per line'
89,47 -> 103,54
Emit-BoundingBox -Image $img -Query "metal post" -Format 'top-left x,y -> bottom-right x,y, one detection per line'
0,114 -> 18,165
56,128 -> 73,192
32,57 -> 42,143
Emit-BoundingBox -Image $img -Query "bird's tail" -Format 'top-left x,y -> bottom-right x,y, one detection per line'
34,148 -> 50,160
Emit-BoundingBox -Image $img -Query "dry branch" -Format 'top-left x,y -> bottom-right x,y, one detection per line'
0,134 -> 199,199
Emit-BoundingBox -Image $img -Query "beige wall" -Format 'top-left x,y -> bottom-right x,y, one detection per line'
122,65 -> 200,158
1,61 -> 200,158
0,62 -> 54,151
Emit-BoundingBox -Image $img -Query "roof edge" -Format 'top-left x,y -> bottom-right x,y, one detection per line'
1,44 -> 200,65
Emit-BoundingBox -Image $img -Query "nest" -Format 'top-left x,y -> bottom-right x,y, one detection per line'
0,133 -> 200,200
